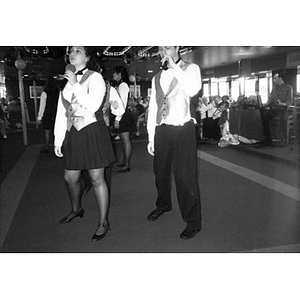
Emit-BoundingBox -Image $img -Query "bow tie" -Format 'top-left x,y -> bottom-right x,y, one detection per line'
162,57 -> 181,71
75,67 -> 88,76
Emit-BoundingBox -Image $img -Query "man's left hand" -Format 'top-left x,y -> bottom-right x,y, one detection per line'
161,55 -> 176,69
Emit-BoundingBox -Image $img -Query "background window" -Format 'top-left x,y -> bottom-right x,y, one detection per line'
219,81 -> 228,97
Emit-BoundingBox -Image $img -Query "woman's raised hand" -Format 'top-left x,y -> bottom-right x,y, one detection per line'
64,70 -> 77,86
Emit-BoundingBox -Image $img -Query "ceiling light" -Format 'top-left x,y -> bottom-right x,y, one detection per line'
103,46 -> 132,56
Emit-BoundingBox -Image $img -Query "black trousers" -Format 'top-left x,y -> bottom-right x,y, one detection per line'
203,117 -> 221,140
261,107 -> 288,142
153,121 -> 202,230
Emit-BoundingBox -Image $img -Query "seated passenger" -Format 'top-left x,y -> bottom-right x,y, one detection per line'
218,95 -> 230,137
135,97 -> 146,136
202,95 -> 222,140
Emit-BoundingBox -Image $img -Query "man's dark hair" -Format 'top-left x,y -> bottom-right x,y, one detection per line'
273,70 -> 285,81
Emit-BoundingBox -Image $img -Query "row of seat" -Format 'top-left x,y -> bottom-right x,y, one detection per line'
269,97 -> 300,145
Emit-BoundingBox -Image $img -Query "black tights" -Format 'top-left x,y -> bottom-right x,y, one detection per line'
119,131 -> 132,167
64,168 -> 110,225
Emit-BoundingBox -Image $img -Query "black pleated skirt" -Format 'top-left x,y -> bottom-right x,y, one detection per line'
62,120 -> 115,170
118,109 -> 137,133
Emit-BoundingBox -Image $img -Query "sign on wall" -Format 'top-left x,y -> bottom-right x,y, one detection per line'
29,86 -> 43,99
129,85 -> 141,98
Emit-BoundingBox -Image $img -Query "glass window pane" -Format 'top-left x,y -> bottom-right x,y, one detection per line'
203,83 -> 209,97
259,77 -> 268,104
211,82 -> 218,96
219,81 -> 228,97
245,78 -> 256,96
231,80 -> 240,101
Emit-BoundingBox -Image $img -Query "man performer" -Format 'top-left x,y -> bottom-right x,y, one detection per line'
146,46 -> 202,240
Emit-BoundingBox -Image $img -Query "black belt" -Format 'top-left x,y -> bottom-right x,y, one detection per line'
160,120 -> 193,127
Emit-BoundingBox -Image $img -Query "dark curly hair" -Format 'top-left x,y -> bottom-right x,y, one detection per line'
67,46 -> 102,73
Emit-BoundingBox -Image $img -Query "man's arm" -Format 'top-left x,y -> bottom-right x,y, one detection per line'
286,85 -> 293,106
172,63 -> 202,97
146,78 -> 157,156
267,87 -> 277,105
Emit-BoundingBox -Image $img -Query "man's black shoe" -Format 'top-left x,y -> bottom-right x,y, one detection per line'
147,209 -> 170,221
180,227 -> 201,240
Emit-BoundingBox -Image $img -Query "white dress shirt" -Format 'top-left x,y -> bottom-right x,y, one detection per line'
204,102 -> 221,119
115,82 -> 129,121
54,70 -> 106,147
147,60 -> 201,143
109,86 -> 125,120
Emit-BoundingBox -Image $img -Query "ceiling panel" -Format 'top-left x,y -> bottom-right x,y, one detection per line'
1,46 -> 300,82
186,46 -> 300,69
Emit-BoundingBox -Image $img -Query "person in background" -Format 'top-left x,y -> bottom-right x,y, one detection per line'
0,105 -> 7,139
147,46 -> 202,240
37,77 -> 60,153
6,97 -> 22,132
54,46 -> 115,242
199,95 -> 208,120
202,95 -> 222,140
0,97 -> 8,139
111,66 -> 135,173
217,95 -> 230,137
268,72 -> 293,106
142,96 -> 150,109
262,71 -> 294,145
135,97 -> 146,136
199,96 -> 209,140
190,89 -> 203,140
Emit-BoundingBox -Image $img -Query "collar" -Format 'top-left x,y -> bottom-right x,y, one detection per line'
75,67 -> 88,76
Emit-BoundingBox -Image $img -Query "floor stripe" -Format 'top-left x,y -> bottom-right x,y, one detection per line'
198,150 -> 300,202
0,145 -> 41,250
239,243 -> 300,252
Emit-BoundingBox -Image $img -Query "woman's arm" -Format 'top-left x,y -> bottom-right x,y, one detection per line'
118,82 -> 129,109
114,82 -> 129,123
54,92 -> 67,148
37,91 -> 47,121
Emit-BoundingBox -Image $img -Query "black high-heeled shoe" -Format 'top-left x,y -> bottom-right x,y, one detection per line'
117,166 -> 131,173
91,224 -> 111,242
58,208 -> 85,224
